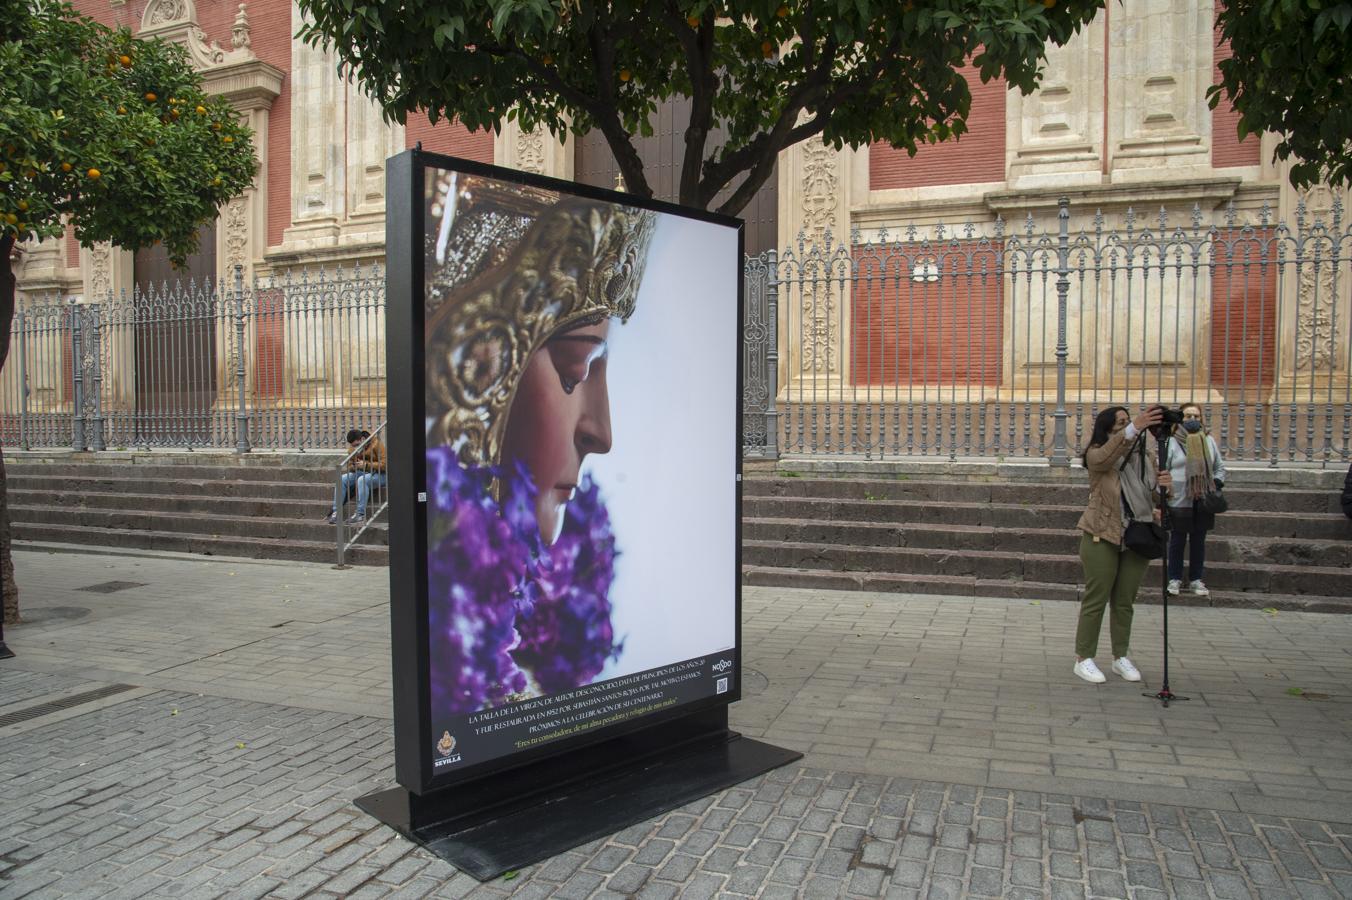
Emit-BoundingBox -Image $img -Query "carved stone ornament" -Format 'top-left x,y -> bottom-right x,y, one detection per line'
423,173 -> 657,467
89,243 -> 112,301
1294,184 -> 1341,373
140,0 -> 256,69
1295,261 -> 1336,373
799,135 -> 838,375
224,197 -> 249,275
517,128 -> 547,175
145,0 -> 188,25
231,4 -> 251,51
801,136 -> 838,242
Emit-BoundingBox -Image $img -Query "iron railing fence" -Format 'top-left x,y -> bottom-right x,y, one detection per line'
741,197 -> 1351,466
4,198 -> 1349,466
1,265 -> 386,453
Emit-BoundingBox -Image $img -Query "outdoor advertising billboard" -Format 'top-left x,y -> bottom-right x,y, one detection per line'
385,152 -> 744,793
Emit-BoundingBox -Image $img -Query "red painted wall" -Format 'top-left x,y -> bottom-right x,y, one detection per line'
65,226 -> 80,269
405,116 -> 494,163
1211,30 -> 1260,168
1209,229 -> 1276,390
869,67 -> 1007,190
851,241 -> 1004,385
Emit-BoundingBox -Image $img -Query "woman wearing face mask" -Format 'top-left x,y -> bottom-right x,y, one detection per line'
1164,403 -> 1228,597
1074,405 -> 1173,685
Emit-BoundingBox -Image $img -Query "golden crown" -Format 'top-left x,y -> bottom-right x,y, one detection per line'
423,173 -> 658,466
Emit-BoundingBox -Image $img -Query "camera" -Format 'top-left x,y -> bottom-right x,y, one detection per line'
1147,405 -> 1184,436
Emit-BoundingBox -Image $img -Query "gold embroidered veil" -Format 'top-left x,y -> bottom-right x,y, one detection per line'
423,171 -> 658,468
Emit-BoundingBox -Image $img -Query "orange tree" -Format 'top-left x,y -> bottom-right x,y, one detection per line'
296,0 -> 1100,215
1211,0 -> 1352,188
1,0 -> 256,626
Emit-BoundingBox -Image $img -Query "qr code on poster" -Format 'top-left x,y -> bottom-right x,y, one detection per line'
716,677 -> 729,694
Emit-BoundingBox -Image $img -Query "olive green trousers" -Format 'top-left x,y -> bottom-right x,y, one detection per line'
1076,531 -> 1149,659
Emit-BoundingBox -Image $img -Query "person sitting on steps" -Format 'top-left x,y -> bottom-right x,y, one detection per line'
327,428 -> 387,526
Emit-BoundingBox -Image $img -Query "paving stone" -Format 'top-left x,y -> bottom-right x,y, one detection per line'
1050,879 -> 1087,900
1207,871 -> 1256,900
1089,868 -> 1129,898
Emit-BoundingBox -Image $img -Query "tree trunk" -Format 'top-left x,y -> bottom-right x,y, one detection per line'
1,235 -> 20,625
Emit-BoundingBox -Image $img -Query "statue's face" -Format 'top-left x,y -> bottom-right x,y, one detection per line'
501,320 -> 613,544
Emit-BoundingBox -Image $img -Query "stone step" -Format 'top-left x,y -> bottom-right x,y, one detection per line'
14,526 -> 388,566
745,476 -> 1345,515
741,539 -> 1352,596
742,495 -> 1352,541
9,474 -> 331,501
8,489 -> 333,522
14,506 -> 388,546
739,566 -> 1352,614
6,461 -> 337,484
742,518 -> 1352,567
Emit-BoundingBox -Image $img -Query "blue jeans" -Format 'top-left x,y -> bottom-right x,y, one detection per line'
353,472 -> 386,516
334,471 -> 387,517
1167,516 -> 1208,582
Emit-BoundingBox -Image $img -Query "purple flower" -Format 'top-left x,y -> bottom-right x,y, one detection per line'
511,476 -> 621,695
425,449 -> 620,720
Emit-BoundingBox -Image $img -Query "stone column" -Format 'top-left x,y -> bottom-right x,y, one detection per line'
78,244 -> 135,415
1276,172 -> 1352,401
280,0 -> 346,252
1107,0 -> 1211,184
1007,19 -> 1106,191
776,134 -> 855,400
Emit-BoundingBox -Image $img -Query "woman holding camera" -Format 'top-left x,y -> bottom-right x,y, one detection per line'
1164,403 -> 1228,596
1074,405 -> 1173,684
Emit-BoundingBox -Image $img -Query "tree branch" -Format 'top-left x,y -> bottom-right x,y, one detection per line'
696,37 -> 839,205
661,0 -> 715,207
493,27 -> 652,197
585,20 -> 652,197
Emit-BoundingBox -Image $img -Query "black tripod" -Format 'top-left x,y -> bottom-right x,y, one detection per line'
1145,427 -> 1187,708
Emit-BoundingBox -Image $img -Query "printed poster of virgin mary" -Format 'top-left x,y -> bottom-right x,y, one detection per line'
420,167 -> 739,735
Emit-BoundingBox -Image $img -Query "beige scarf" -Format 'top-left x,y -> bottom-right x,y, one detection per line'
1184,431 -> 1214,501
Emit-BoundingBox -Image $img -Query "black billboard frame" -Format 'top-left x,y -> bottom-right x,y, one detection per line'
356,149 -> 799,880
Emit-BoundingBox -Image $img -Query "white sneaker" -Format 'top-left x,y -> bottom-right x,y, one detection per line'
1073,658 -> 1106,684
1112,657 -> 1142,682
1189,580 -> 1209,596
1167,579 -> 1181,596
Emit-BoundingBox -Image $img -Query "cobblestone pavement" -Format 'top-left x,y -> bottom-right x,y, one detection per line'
2,547 -> 1351,898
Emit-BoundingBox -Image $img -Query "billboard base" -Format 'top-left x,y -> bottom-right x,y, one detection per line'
355,712 -> 800,881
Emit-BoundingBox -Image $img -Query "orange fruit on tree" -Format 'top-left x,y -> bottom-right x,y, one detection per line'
117,106 -> 127,114
761,40 -> 773,57
171,109 -> 180,118
619,68 -> 631,82
196,105 -> 207,115
3,213 -> 16,225
119,54 -> 131,67
17,200 -> 27,211
144,92 -> 157,102
212,122 -> 222,131
542,52 -> 553,65
61,162 -> 72,172
87,168 -> 101,179
687,14 -> 699,26
776,5 -> 788,17
222,135 -> 234,143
